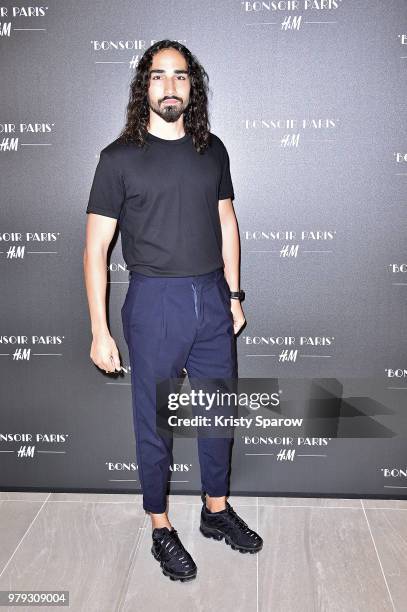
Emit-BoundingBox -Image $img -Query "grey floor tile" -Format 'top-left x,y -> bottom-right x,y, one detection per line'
364,508 -> 407,611
122,502 -> 258,612
258,505 -> 394,612
258,496 -> 362,508
0,499 -> 46,571
362,498 -> 407,510
228,495 -> 258,506
0,492 -> 49,501
48,492 -> 142,504
166,493 -> 257,507
0,500 -> 146,612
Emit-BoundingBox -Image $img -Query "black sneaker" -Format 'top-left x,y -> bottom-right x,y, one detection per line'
199,492 -> 263,554
151,526 -> 197,582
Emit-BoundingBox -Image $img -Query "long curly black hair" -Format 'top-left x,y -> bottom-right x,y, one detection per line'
117,40 -> 211,153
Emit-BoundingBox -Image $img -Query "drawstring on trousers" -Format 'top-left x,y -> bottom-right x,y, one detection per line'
191,282 -> 204,322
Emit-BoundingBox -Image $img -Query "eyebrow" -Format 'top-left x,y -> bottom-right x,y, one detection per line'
149,69 -> 189,75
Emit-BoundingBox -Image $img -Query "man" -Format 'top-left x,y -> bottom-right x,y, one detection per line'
83,40 -> 263,582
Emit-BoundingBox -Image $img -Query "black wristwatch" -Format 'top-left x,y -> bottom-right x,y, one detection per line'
230,289 -> 245,301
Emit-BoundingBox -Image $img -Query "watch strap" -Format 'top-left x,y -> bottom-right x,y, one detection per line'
230,290 -> 245,301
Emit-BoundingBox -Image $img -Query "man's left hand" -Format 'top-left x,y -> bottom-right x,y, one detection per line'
230,300 -> 246,335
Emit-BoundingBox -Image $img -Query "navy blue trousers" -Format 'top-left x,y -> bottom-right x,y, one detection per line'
121,267 -> 238,514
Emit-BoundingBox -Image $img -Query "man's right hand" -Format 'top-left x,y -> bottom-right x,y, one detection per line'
90,332 -> 121,373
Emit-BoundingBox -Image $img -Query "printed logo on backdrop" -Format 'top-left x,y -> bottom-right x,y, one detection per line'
244,228 -> 336,257
0,432 -> 68,459
395,151 -> 407,171
381,466 -> 407,492
243,118 -> 338,147
386,368 -> 407,379
0,123 -> 54,151
0,232 -> 59,260
242,334 -> 335,363
0,335 -> 64,360
389,262 -> 407,286
0,5 -> 48,38
243,434 -> 333,462
108,261 -> 128,278
106,461 -> 192,485
91,38 -> 187,69
395,150 -> 407,179
399,32 -> 407,50
241,0 -> 342,31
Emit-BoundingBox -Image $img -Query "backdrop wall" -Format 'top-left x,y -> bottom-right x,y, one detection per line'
1,0 -> 406,498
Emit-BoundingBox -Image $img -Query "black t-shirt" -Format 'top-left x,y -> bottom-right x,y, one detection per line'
86,131 -> 235,277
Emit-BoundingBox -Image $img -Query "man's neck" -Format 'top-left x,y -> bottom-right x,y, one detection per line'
147,118 -> 185,140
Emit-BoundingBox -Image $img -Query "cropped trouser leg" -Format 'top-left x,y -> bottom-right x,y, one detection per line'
121,267 -> 238,514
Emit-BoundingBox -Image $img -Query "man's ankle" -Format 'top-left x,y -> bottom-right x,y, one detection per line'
150,511 -> 172,531
205,494 -> 227,512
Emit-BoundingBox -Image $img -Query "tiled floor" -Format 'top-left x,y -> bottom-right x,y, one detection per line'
0,492 -> 405,611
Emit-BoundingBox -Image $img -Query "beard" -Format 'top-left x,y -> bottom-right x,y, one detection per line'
148,96 -> 189,123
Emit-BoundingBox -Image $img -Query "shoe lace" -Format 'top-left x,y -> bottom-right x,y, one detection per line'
226,504 -> 257,536
226,504 -> 248,528
157,529 -> 193,567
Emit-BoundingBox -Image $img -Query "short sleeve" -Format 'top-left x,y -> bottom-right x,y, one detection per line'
218,145 -> 235,201
86,150 -> 125,219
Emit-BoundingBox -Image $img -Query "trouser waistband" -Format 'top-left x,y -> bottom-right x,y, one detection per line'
129,267 -> 224,288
